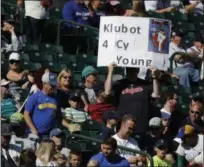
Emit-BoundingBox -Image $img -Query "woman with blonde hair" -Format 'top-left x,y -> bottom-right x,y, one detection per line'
36,139 -> 58,166
56,69 -> 73,109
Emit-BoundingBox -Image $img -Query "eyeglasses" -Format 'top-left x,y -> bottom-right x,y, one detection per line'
10,60 -> 20,64
63,76 -> 72,80
190,110 -> 200,115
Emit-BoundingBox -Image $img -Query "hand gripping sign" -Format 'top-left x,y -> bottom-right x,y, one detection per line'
97,16 -> 171,70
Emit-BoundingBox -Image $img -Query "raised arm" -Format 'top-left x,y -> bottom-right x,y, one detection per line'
151,68 -> 160,98
104,63 -> 116,96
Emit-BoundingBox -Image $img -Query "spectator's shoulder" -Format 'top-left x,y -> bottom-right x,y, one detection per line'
91,152 -> 103,161
64,0 -> 75,8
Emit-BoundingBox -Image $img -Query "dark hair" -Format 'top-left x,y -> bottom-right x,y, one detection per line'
122,114 -> 136,123
103,137 -> 117,150
69,150 -> 81,160
163,91 -> 176,102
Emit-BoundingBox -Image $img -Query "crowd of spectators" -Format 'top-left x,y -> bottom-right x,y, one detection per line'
1,0 -> 204,167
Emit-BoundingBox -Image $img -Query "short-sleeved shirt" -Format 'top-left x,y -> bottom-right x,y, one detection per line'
90,152 -> 130,167
56,88 -> 72,109
25,91 -> 58,136
148,155 -> 172,167
1,99 -> 17,119
176,134 -> 204,162
113,78 -> 153,133
112,134 -> 141,160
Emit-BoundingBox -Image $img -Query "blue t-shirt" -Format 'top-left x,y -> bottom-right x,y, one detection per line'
25,91 -> 57,136
62,0 -> 90,26
90,152 -> 130,167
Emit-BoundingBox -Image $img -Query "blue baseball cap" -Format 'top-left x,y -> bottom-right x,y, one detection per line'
42,72 -> 57,86
49,128 -> 63,137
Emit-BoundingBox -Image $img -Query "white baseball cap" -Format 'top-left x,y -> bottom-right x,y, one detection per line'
149,117 -> 162,128
9,52 -> 20,61
42,72 -> 57,86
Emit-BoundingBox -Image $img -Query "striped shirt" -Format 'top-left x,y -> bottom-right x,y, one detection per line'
63,108 -> 88,123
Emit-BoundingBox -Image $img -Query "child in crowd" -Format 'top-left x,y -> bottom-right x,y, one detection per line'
62,92 -> 89,133
67,151 -> 82,167
149,139 -> 173,167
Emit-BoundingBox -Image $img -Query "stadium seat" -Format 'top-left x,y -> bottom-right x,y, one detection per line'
30,52 -> 54,62
174,22 -> 196,32
40,43 -> 63,54
97,67 -> 108,74
147,11 -> 165,19
21,61 -> 41,71
81,120 -> 102,131
1,60 -> 9,74
49,7 -> 62,19
44,62 -> 67,72
21,53 -> 30,61
23,44 -> 40,52
165,11 -> 188,22
77,54 -> 95,65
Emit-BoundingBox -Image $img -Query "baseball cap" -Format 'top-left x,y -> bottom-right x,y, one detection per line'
82,66 -> 97,78
49,128 -> 63,137
1,79 -> 10,86
149,117 -> 162,128
9,52 -> 20,61
42,72 -> 57,86
103,110 -> 119,122
155,139 -> 168,149
69,92 -> 81,102
1,123 -> 12,136
108,0 -> 120,6
10,112 -> 24,126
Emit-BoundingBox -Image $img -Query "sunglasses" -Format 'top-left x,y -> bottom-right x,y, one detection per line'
63,76 -> 72,80
190,110 -> 200,115
10,60 -> 20,64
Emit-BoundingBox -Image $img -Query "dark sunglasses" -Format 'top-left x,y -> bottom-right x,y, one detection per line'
63,76 -> 72,80
190,110 -> 200,115
10,60 -> 20,64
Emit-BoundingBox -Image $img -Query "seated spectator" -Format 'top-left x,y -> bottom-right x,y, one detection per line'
9,112 -> 39,166
112,115 -> 141,164
149,139 -> 173,167
56,69 -> 74,109
87,90 -> 116,123
144,0 -> 201,14
81,65 -> 109,105
49,128 -> 64,152
105,64 -> 160,134
99,111 -> 119,140
176,125 -> 203,166
88,137 -> 130,167
139,117 -> 162,156
1,123 -> 17,167
24,72 -> 68,137
88,0 -> 105,28
67,151 -> 82,167
169,31 -> 200,88
1,79 -> 17,120
62,0 -> 91,26
7,52 -> 35,90
175,103 -> 204,143
1,21 -> 22,53
35,139 -> 58,166
185,0 -> 204,14
187,35 -> 204,80
63,102 -> 89,132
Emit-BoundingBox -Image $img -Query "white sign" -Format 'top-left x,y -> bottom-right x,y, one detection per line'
97,16 -> 171,70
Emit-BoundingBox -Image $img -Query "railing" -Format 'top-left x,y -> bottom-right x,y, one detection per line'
66,132 -> 154,167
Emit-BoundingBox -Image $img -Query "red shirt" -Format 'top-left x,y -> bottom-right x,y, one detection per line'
88,103 -> 116,122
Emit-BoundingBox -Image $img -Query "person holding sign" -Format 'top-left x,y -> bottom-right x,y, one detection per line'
105,64 -> 160,134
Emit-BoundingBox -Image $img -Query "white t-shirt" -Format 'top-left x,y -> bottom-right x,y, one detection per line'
25,1 -> 48,19
112,134 -> 140,160
176,134 -> 204,162
144,0 -> 158,11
